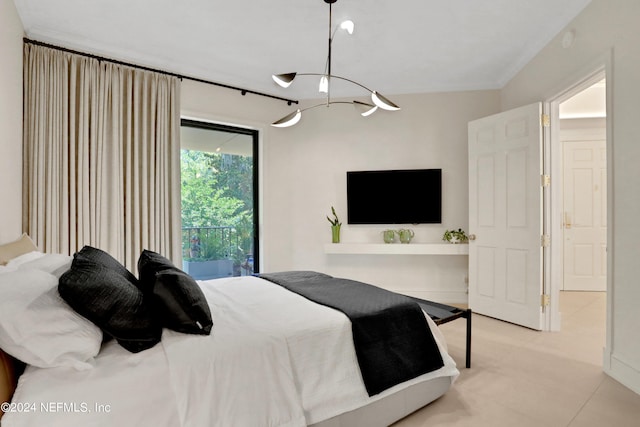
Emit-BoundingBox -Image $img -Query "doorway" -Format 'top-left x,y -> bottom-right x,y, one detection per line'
549,69 -> 608,333
559,79 -> 607,292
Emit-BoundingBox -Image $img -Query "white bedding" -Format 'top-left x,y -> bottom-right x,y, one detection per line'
3,276 -> 458,427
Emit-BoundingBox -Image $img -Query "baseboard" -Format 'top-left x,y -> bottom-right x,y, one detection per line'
603,347 -> 640,395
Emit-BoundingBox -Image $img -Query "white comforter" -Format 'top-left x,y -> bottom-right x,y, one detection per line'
4,276 -> 458,427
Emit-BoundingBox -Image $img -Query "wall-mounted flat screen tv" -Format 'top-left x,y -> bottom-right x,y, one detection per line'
346,168 -> 442,224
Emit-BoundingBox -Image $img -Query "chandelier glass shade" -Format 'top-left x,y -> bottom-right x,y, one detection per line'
271,0 -> 400,127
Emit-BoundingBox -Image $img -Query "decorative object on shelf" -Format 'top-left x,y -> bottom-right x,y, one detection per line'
397,229 -> 415,244
382,229 -> 396,244
327,206 -> 342,243
443,228 -> 469,244
270,0 -> 401,128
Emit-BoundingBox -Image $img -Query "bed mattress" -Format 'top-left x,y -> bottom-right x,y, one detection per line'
3,276 -> 458,427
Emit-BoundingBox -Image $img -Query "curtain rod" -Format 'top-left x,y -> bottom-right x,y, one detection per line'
23,38 -> 299,106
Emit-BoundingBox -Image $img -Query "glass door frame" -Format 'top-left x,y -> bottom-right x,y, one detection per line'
180,118 -> 260,274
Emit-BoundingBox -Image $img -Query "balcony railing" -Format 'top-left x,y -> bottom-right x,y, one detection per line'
181,226 -> 238,261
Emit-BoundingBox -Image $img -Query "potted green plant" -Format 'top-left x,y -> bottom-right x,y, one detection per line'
327,206 -> 342,243
443,228 -> 468,244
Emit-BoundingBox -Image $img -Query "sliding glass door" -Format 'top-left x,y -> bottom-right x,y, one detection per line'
180,119 -> 259,279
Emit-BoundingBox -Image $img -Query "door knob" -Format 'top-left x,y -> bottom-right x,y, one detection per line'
468,234 -> 476,241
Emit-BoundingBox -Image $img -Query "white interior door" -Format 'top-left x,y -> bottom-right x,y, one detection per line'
468,103 -> 544,330
562,137 -> 607,291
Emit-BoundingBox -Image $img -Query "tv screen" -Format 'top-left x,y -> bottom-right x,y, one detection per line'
346,169 -> 442,224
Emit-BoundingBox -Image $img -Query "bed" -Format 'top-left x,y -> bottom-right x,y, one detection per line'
0,240 -> 459,427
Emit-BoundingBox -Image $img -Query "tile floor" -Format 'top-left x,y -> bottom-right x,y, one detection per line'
392,292 -> 640,427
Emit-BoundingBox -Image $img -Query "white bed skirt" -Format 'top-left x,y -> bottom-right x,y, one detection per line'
310,376 -> 453,427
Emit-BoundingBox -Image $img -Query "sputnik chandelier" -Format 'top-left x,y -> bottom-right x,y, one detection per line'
271,0 -> 401,127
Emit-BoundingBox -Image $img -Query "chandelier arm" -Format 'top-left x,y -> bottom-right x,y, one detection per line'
291,73 -> 375,94
271,100 -> 369,127
299,100 -> 354,114
324,74 -> 375,93
284,73 -> 373,93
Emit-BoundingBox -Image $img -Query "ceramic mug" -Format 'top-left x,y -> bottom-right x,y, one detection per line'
382,229 -> 396,243
397,228 -> 415,244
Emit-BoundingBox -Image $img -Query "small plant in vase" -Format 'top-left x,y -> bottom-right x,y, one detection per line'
327,206 -> 342,243
443,228 -> 468,244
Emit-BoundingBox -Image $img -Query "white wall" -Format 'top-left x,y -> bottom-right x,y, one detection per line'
502,0 -> 640,394
182,80 -> 500,302
0,0 -> 24,244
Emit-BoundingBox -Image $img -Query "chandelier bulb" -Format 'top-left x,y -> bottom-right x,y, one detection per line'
271,109 -> 302,128
272,73 -> 297,88
340,20 -> 354,35
371,91 -> 401,111
353,100 -> 378,117
319,75 -> 329,93
361,105 -> 377,117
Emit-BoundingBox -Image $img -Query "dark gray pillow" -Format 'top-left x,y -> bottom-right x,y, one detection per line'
75,246 -> 139,287
58,255 -> 161,353
153,269 -> 213,335
137,249 -> 213,335
137,249 -> 178,294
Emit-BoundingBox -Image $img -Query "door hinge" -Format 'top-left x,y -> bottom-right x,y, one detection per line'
541,294 -> 550,307
541,114 -> 550,127
541,234 -> 550,247
541,174 -> 551,187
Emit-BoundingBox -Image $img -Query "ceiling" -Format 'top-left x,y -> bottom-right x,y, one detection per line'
13,0 -> 592,102
560,79 -> 606,119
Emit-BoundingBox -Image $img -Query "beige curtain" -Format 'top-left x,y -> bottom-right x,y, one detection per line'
23,44 -> 181,271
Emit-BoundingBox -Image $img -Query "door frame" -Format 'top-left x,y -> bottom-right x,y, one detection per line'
545,53 -> 612,338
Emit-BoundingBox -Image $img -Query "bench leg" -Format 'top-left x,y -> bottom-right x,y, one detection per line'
465,309 -> 472,368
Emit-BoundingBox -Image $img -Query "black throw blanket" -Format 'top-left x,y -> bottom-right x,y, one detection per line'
259,271 -> 444,396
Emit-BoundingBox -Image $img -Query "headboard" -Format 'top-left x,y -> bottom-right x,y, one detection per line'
0,349 -> 22,419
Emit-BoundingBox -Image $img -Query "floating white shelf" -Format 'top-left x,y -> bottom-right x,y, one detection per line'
323,243 -> 469,255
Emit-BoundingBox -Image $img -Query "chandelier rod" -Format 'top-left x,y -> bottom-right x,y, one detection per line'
326,2 -> 333,105
295,73 -> 375,94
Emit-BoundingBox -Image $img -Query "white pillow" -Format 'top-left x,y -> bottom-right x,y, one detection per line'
0,269 -> 102,370
0,251 -> 45,275
5,250 -> 45,267
18,253 -> 73,278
